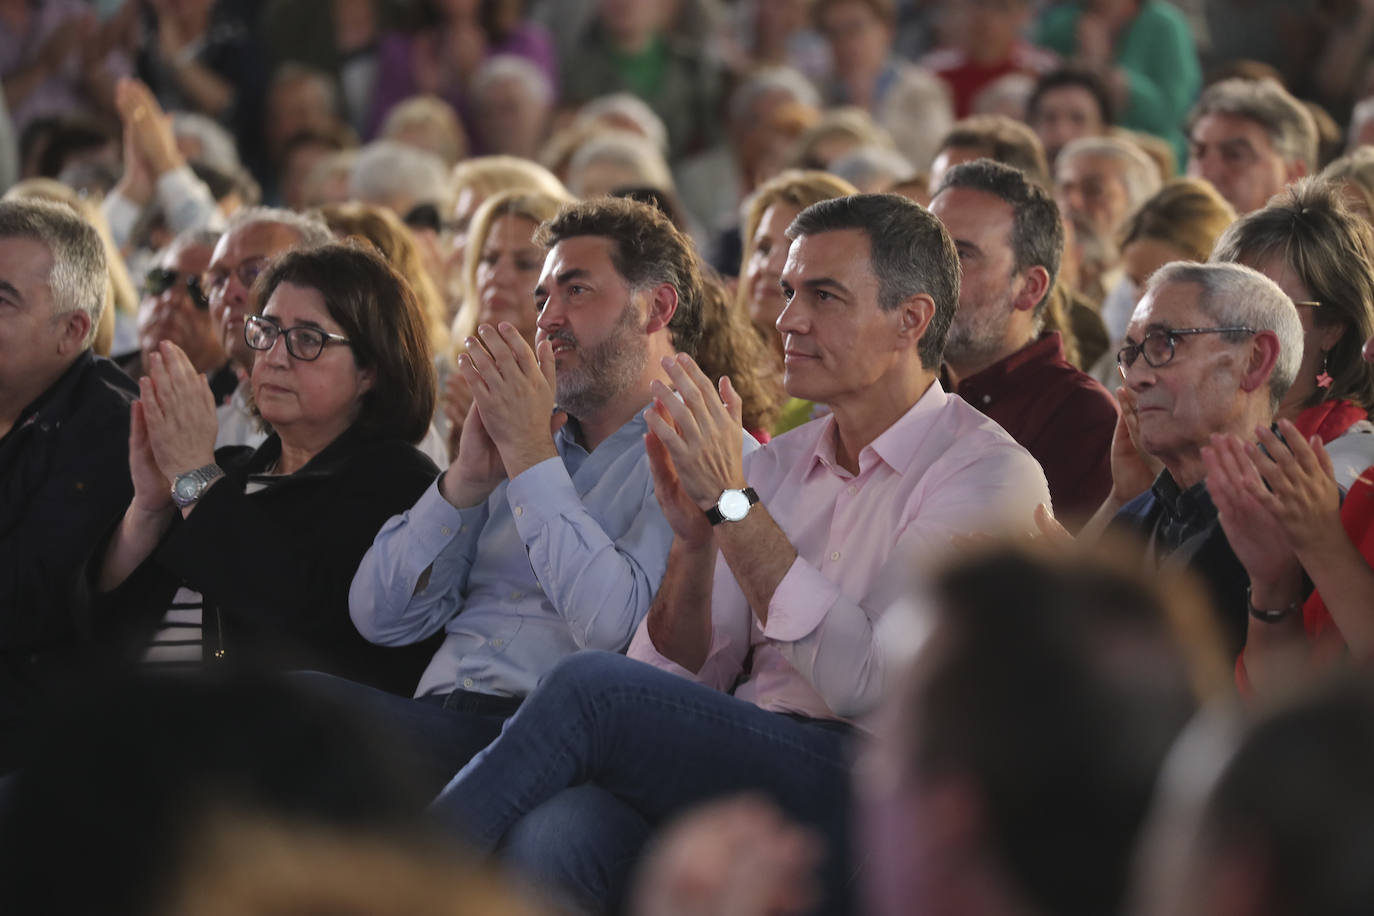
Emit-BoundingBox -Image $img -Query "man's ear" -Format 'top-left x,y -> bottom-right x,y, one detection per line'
643,283 -> 679,334
896,293 -> 937,351
55,308 -> 92,358
1011,265 -> 1052,314
1239,329 -> 1281,395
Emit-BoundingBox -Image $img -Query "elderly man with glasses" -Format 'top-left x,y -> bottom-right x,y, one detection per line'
1108,260 -> 1304,657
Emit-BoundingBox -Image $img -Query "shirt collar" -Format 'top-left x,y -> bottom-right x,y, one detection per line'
807,379 -> 949,478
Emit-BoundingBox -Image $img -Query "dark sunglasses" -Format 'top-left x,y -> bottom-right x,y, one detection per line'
144,267 -> 210,310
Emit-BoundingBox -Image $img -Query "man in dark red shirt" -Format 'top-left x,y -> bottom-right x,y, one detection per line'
930,157 -> 1118,526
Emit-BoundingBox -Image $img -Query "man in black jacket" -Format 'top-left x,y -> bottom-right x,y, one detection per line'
0,198 -> 138,770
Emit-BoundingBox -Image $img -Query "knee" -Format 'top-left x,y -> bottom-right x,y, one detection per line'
537,650 -> 638,696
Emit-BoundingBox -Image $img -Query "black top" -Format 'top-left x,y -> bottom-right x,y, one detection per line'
0,352 -> 137,756
107,426 -> 442,697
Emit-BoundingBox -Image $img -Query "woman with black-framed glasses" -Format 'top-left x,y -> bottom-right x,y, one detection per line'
97,243 -> 441,697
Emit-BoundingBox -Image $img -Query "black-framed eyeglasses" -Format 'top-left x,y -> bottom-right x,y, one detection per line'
1117,326 -> 1258,374
144,267 -> 209,309
244,314 -> 351,361
202,257 -> 269,300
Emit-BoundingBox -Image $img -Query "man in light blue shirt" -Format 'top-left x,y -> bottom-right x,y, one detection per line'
333,198 -> 708,791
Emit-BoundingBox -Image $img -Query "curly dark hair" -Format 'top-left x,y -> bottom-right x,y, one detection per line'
694,269 -> 786,434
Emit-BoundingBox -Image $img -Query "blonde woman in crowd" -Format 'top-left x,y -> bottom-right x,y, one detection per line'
441,188 -> 571,454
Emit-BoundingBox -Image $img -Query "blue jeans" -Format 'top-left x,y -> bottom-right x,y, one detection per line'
293,671 -> 517,798
430,651 -> 857,913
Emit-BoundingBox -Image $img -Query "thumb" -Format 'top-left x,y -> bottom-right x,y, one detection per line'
720,375 -> 743,427
550,408 -> 568,439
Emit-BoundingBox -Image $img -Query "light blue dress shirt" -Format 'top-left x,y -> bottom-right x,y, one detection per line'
349,413 -> 675,699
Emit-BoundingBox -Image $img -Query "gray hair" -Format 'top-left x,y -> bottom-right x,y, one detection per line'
225,206 -> 333,248
728,66 -> 821,126
0,198 -> 107,347
566,130 -> 675,197
1058,135 -> 1163,212
574,93 -> 670,155
163,227 -> 223,259
788,193 -> 961,370
1147,261 -> 1303,410
881,66 -> 955,170
472,54 -> 554,108
828,146 -> 915,193
171,111 -> 241,175
348,140 -> 449,213
1188,78 -> 1318,173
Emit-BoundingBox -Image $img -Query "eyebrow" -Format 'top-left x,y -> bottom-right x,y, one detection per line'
801,276 -> 851,297
1218,137 -> 1257,154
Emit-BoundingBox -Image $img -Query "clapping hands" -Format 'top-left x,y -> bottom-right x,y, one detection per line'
129,341 -> 219,511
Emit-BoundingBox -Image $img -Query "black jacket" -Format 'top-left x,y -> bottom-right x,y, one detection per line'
106,426 -> 441,697
0,352 -> 137,748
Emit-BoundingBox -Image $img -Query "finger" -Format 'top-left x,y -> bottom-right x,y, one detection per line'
536,337 -> 557,392
644,430 -> 681,495
645,400 -> 690,454
1276,418 -> 1322,478
720,375 -> 743,428
649,378 -> 701,439
659,355 -> 712,422
1033,503 -> 1072,545
549,409 -> 568,439
496,321 -> 539,376
672,352 -> 723,411
455,351 -> 492,395
1313,434 -> 1336,480
476,323 -> 518,371
463,335 -> 503,383
138,373 -> 166,425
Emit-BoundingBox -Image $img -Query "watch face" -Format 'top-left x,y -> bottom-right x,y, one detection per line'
719,489 -> 751,522
174,476 -> 200,500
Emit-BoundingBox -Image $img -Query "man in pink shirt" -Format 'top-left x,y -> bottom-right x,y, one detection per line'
428,194 -> 1051,912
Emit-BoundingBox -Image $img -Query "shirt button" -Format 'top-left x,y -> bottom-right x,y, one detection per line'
830,551 -> 841,561
846,485 -> 856,495
982,395 -> 992,405
440,526 -> 452,536
514,506 -> 524,517
463,677 -> 474,688
490,638 -> 503,648
509,591 -> 521,600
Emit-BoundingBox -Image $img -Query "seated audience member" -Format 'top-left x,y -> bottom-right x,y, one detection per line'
920,0 -> 1056,118
427,194 -> 1051,913
0,199 -> 138,770
1093,175 -> 1236,384
1027,67 -> 1115,166
348,140 -> 449,222
97,243 -> 440,695
200,207 -> 335,448
1211,179 -> 1374,488
117,229 -> 234,403
339,198 -> 705,790
564,130 -> 676,202
440,188 -> 572,453
928,114 -> 1051,189
730,169 -> 858,435
1348,96 -> 1374,153
1056,135 -> 1162,310
558,0 -> 720,161
470,55 -> 554,160
1134,677 -> 1374,916
788,105 -> 894,172
277,125 -> 358,212
813,0 -> 953,170
1186,78 -> 1317,217
1034,0 -> 1201,166
1109,261 -> 1303,657
446,155 -> 570,307
1321,147 -> 1374,224
931,159 -> 1119,524
379,95 -> 470,168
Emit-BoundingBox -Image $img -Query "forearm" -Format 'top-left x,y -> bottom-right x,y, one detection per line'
1079,492 -> 1129,543
713,508 -> 797,626
99,504 -> 176,592
644,538 -> 719,672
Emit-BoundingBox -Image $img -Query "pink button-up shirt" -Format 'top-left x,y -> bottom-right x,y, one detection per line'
629,380 -> 1051,721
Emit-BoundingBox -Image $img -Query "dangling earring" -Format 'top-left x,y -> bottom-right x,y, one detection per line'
1317,351 -> 1333,389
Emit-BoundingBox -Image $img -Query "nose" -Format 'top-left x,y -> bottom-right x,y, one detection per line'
536,290 -> 566,334
774,294 -> 806,337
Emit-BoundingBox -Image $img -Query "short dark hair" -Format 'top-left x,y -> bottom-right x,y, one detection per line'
911,547 -> 1204,916
252,242 -> 436,444
1026,68 -> 1115,129
786,193 -> 959,370
937,115 -> 1051,188
935,159 -> 1065,318
535,197 -> 704,358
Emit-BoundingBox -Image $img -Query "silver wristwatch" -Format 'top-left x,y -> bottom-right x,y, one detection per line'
171,463 -> 225,508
